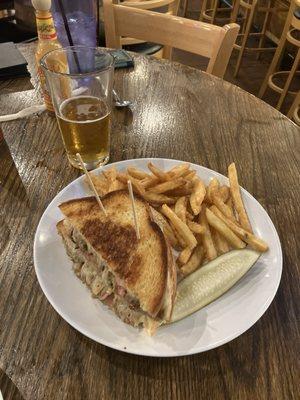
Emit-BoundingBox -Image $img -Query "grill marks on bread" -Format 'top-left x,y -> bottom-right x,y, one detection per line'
82,219 -> 137,268
82,218 -> 141,284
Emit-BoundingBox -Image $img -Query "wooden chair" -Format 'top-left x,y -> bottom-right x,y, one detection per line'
258,0 -> 300,111
119,0 -> 180,47
103,0 -> 239,78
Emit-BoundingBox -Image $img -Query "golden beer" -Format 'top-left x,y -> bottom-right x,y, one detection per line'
57,96 -> 111,169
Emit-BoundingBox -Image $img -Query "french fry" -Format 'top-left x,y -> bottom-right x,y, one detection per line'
89,174 -> 109,197
165,183 -> 193,197
109,179 -> 126,192
103,167 -> 125,192
199,206 -> 218,260
117,173 -> 145,197
116,172 -> 131,184
206,208 -> 246,249
150,208 -> 181,251
102,166 -> 117,182
184,170 -> 197,181
149,178 -> 185,194
226,197 -> 234,211
212,192 -> 236,222
177,247 -> 193,265
228,163 -> 253,233
218,185 -> 230,203
186,211 -> 194,221
163,222 -> 180,250
210,206 -> 269,252
148,162 -> 170,181
127,167 -> 150,180
140,175 -> 160,189
207,177 -> 219,203
211,227 -> 230,255
161,204 -> 197,249
180,246 -> 204,276
175,196 -> 188,223
190,178 -> 206,215
226,197 -> 237,220
144,192 -> 176,205
170,222 -> 187,249
167,163 -> 190,179
187,221 -> 205,234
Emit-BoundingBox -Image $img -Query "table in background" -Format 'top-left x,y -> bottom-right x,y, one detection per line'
0,43 -> 299,400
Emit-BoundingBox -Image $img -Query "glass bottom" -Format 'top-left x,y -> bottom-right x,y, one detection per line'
67,153 -> 109,171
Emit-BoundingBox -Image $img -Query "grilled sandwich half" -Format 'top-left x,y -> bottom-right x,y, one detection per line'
57,190 -> 176,334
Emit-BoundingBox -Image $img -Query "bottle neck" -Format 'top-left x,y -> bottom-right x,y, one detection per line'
35,10 -> 57,41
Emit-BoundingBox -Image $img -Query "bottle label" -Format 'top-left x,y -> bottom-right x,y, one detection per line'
36,15 -> 57,41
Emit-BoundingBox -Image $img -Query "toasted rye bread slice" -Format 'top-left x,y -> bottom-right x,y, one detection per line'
58,190 -> 176,319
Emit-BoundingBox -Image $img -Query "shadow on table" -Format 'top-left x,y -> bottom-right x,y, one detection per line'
113,106 -> 133,127
0,370 -> 24,400
102,335 -> 217,385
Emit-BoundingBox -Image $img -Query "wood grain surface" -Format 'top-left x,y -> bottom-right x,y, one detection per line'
0,42 -> 299,400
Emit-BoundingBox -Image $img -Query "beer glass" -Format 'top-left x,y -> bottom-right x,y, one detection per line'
41,46 -> 114,170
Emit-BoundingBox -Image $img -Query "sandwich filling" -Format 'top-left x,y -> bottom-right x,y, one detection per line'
61,220 -> 150,327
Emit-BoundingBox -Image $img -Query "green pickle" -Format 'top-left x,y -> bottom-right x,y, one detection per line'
170,249 -> 261,323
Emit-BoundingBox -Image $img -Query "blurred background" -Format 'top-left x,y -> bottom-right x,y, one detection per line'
0,0 -> 298,114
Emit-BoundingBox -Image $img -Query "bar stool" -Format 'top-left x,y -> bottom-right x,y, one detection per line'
231,0 -> 281,77
287,90 -> 300,124
199,0 -> 234,25
182,0 -> 189,16
258,0 -> 300,111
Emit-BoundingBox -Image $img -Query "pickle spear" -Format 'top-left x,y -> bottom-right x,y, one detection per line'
170,249 -> 261,323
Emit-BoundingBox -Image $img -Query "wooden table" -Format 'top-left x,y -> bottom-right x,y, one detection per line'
0,43 -> 299,400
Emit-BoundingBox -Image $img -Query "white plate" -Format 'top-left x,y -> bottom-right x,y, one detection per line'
34,158 -> 282,357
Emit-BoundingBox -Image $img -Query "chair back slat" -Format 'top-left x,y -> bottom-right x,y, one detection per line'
103,0 -> 239,78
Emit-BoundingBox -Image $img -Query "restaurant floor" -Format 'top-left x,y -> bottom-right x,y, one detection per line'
173,0 -> 296,115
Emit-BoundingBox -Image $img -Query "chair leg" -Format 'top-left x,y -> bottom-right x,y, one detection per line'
287,90 -> 300,120
231,0 -> 240,23
174,0 -> 181,16
211,0 -> 219,25
199,0 -> 208,21
234,0 -> 258,77
256,0 -> 272,60
241,8 -> 249,34
258,31 -> 291,97
276,48 -> 300,110
258,43 -> 287,97
182,0 -> 189,17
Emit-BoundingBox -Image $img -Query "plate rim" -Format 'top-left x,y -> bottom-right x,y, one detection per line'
33,157 -> 283,357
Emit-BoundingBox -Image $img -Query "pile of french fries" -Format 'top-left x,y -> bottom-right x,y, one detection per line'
89,162 -> 269,277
